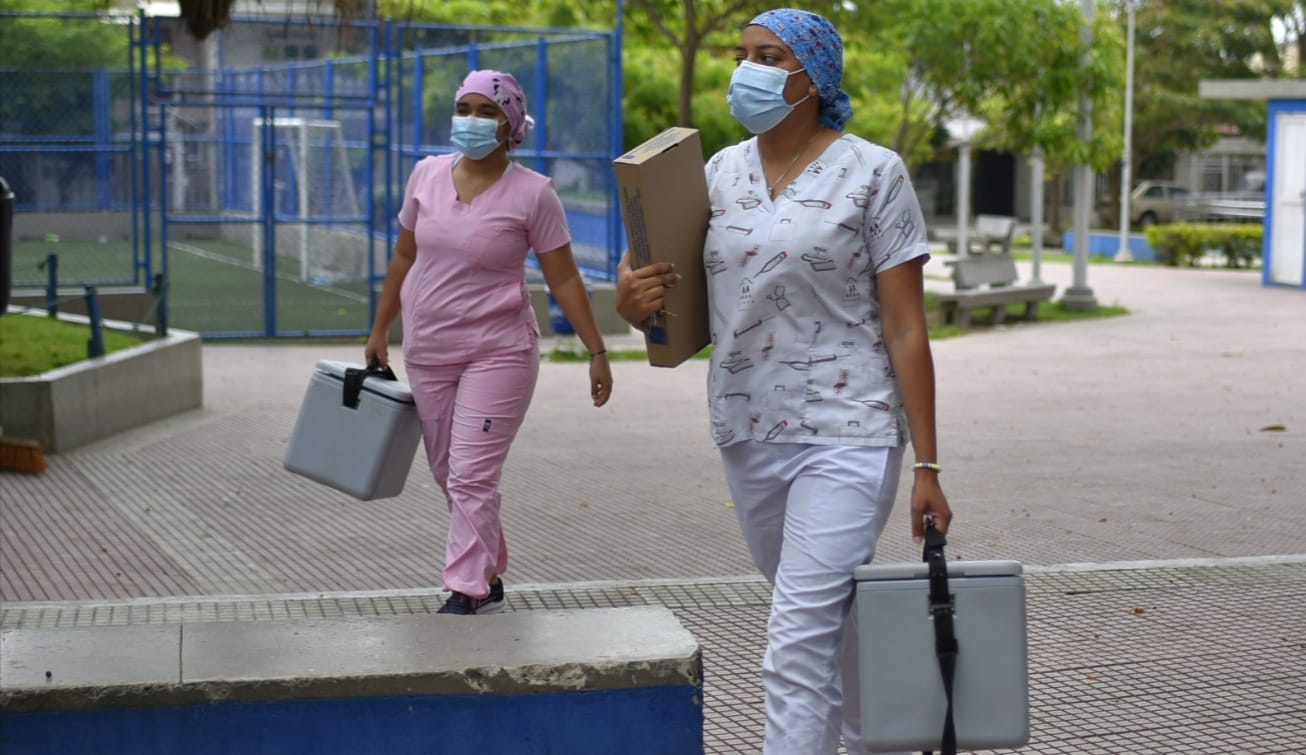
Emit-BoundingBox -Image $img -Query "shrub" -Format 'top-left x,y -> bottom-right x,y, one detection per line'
1144,223 -> 1263,268
1217,225 -> 1263,268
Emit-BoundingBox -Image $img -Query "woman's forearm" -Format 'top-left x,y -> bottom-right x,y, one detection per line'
549,271 -> 607,354
539,245 -> 606,354
889,334 -> 939,464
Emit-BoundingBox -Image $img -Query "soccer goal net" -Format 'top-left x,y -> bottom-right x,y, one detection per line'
250,117 -> 364,282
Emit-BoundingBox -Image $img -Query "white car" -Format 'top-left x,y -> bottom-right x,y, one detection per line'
1130,181 -> 1190,227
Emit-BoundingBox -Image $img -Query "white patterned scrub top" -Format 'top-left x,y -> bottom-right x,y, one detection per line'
704,134 -> 930,449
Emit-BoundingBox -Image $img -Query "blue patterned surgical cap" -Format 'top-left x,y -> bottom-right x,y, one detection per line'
748,8 -> 853,131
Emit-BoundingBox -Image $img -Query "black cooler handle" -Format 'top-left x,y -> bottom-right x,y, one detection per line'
342,359 -> 397,409
922,523 -> 958,755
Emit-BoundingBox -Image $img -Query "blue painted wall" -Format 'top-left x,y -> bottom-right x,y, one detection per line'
0,685 -> 703,755
1061,231 -> 1158,262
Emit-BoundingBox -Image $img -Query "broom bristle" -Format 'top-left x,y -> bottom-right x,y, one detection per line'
0,438 -> 48,474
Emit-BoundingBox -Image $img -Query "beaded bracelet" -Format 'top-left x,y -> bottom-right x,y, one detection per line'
912,462 -> 942,473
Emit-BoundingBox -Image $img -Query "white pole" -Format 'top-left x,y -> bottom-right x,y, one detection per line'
1030,147 -> 1045,283
957,141 -> 972,255
1064,0 -> 1099,309
1116,0 -> 1138,263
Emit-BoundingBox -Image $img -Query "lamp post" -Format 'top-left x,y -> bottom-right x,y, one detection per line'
1116,0 -> 1139,263
948,115 -> 985,255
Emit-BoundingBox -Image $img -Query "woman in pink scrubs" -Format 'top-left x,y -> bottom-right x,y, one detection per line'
365,70 -> 612,616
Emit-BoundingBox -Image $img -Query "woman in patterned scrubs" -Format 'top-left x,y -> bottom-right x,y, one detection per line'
616,9 -> 951,754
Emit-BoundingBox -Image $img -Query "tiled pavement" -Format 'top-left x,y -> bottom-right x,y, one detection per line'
2,256 -> 1305,752
3,565 -> 1303,753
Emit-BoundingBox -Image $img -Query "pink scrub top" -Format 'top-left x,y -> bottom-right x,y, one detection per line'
397,154 -> 571,366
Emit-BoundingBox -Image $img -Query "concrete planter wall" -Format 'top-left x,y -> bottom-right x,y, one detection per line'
528,282 -> 627,337
0,312 -> 202,453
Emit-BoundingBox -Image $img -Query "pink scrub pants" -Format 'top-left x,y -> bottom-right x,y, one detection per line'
720,440 -> 907,755
405,347 -> 539,599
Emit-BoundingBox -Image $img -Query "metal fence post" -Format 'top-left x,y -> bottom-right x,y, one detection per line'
0,176 -> 12,312
85,285 -> 105,358
152,272 -> 168,337
43,254 -> 59,317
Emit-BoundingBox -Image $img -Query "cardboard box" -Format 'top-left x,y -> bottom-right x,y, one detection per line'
614,127 -> 710,367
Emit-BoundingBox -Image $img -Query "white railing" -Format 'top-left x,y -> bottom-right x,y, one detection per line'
1175,193 -> 1265,222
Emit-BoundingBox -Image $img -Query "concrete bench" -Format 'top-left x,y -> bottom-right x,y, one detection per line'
935,254 -> 1056,328
972,214 -> 1017,254
0,605 -> 703,755
934,214 -> 1017,255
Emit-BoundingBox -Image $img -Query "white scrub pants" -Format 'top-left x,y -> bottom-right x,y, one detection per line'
720,441 -> 907,755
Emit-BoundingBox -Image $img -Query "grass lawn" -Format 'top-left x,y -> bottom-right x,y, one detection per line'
0,313 -> 146,377
923,292 -> 1129,340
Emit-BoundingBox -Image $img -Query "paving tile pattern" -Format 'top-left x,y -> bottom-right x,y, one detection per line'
5,564 -> 1304,754
7,264 -> 1306,606
3,261 -> 1305,753
0,402 -> 759,602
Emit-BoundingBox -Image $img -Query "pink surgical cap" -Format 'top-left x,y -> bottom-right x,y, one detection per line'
454,70 -> 534,148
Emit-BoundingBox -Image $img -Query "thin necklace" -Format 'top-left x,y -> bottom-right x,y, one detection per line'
767,132 -> 818,198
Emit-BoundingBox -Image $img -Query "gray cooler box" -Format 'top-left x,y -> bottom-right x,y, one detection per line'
854,559 -> 1029,751
284,360 -> 422,500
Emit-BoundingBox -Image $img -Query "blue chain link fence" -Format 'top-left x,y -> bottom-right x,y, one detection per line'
0,10 -> 623,337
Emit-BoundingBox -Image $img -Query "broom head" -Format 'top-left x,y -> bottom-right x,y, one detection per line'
0,437 -> 48,474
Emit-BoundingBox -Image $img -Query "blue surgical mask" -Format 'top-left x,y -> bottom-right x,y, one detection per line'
450,115 -> 505,160
727,61 -> 810,134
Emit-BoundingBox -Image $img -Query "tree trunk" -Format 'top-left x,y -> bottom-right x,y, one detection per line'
1108,163 -> 1122,231
679,30 -> 699,127
177,0 -> 236,40
1049,178 -> 1064,243
177,0 -> 362,40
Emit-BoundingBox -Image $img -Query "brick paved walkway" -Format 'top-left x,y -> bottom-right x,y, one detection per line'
3,258 -> 1304,752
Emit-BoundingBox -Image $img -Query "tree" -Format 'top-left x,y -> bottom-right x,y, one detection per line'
968,1 -> 1124,230
821,0 -> 1123,231
831,0 -> 1119,169
0,0 -> 186,206
0,0 -> 151,136
1277,2 -> 1305,76
0,0 -> 126,70
1127,0 -> 1289,180
622,0 -> 771,128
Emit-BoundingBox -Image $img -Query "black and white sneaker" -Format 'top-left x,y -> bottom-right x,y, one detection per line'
437,580 -> 505,616
482,578 -> 505,613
